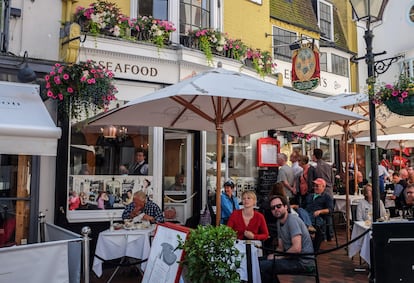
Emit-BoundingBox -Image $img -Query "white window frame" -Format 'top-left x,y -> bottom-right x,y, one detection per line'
317,0 -> 334,42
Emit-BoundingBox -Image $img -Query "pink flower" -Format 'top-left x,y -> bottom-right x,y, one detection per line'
391,90 -> 399,97
67,87 -> 74,93
54,76 -> 61,84
63,74 -> 70,80
58,93 -> 64,100
401,91 -> 408,98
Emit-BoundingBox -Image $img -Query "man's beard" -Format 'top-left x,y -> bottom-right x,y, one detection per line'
275,210 -> 286,219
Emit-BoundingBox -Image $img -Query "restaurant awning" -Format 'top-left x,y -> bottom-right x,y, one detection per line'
0,81 -> 61,156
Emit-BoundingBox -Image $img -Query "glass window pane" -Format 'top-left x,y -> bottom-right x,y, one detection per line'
272,27 -> 296,62
320,52 -> 327,72
1,154 -> 31,247
138,0 -> 168,20
180,0 -> 210,35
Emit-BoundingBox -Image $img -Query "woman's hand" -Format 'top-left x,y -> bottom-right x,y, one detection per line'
244,230 -> 255,239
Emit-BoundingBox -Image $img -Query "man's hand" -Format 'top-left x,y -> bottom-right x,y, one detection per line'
142,214 -> 155,222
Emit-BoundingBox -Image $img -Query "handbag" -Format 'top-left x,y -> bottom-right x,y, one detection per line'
199,204 -> 211,226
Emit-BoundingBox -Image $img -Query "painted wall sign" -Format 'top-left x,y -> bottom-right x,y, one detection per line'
291,44 -> 321,91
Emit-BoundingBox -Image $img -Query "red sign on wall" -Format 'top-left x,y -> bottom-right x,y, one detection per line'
257,137 -> 280,167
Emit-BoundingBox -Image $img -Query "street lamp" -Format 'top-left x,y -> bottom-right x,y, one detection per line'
349,0 -> 388,222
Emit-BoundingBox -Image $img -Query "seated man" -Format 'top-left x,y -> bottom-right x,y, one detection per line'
403,184 -> 414,219
296,178 -> 334,236
122,191 -> 164,223
349,171 -> 368,195
260,195 -> 315,283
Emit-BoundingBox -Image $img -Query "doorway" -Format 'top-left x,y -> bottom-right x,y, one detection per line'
163,130 -> 193,224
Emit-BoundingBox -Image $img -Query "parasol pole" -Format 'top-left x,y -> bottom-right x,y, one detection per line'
344,124 -> 350,244
354,143 -> 358,195
215,97 -> 223,226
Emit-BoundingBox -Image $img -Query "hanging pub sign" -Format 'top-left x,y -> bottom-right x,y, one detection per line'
291,43 -> 320,91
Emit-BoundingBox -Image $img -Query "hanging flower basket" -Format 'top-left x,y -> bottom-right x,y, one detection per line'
384,96 -> 414,116
44,60 -> 118,119
373,75 -> 414,116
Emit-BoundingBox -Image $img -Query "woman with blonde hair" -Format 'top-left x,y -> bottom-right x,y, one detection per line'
227,190 -> 269,240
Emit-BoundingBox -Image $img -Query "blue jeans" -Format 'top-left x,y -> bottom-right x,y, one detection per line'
259,257 -> 311,283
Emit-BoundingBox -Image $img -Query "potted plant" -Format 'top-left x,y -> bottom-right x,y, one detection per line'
177,225 -> 242,283
373,75 -> 414,116
44,60 -> 118,119
74,1 -> 176,48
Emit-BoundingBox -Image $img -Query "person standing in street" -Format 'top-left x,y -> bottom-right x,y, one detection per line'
312,148 -> 334,197
277,153 -> 295,203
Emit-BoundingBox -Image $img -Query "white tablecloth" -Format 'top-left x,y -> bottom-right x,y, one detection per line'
92,226 -> 154,277
334,195 -> 364,218
348,221 -> 371,266
236,241 -> 262,283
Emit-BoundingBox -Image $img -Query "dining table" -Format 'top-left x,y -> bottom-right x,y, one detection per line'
348,220 -> 371,266
92,224 -> 155,278
333,194 -> 364,219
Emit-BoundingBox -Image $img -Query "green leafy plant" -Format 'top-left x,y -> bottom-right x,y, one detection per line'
246,49 -> 276,77
44,60 -> 118,119
177,225 -> 242,283
223,38 -> 248,61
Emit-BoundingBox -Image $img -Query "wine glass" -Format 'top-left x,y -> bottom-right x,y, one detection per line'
398,209 -> 403,219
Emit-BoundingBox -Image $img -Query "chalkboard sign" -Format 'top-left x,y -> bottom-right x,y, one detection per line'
257,168 -> 278,200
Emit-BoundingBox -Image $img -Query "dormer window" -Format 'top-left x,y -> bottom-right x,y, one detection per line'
318,0 -> 334,41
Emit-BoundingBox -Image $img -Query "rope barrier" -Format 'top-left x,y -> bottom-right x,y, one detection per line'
257,227 -> 372,257
164,192 -> 197,203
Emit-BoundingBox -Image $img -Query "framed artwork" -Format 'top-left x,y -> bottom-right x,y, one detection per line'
257,137 -> 280,167
142,222 -> 190,283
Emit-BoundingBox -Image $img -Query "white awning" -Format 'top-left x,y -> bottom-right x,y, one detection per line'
0,81 -> 61,156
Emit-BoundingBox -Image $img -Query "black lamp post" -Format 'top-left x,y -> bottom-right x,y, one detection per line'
349,0 -> 389,222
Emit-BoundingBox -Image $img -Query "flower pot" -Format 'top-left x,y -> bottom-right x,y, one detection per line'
384,96 -> 414,116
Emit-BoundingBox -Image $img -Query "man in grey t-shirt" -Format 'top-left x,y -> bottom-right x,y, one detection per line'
260,195 -> 315,283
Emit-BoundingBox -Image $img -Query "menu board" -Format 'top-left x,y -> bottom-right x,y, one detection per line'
257,168 -> 278,200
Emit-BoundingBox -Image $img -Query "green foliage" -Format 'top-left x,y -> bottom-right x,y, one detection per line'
44,60 -> 117,119
177,225 -> 242,283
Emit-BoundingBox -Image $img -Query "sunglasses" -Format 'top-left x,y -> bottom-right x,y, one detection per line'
270,204 -> 283,210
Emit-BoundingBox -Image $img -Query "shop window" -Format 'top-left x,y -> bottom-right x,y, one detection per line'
206,132 -> 261,204
68,100 -> 154,215
180,0 -> 211,35
272,27 -> 297,62
0,154 -> 31,247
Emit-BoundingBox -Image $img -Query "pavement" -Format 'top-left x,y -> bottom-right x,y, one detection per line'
88,224 -> 370,283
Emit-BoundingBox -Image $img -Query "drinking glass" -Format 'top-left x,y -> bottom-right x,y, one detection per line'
384,209 -> 390,221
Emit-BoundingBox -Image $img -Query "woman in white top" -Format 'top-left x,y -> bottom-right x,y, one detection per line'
356,183 -> 386,221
